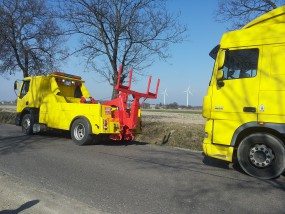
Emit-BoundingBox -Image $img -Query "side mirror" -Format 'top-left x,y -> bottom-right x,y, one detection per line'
216,70 -> 225,87
216,70 -> 224,81
218,50 -> 226,69
14,81 -> 18,90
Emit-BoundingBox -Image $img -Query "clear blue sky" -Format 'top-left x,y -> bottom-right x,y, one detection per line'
0,1 -> 227,106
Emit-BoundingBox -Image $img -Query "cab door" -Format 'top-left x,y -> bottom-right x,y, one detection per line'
211,48 -> 261,145
16,79 -> 31,113
259,45 -> 285,123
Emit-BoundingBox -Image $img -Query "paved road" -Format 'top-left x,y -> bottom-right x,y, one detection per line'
0,124 -> 284,213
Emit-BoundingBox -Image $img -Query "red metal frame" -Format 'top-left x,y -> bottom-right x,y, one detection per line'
103,66 -> 160,140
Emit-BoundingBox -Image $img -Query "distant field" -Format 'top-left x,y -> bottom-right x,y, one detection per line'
142,109 -> 205,125
142,109 -> 202,114
0,105 -> 16,112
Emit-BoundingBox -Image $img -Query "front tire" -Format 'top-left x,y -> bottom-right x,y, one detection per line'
71,118 -> 93,146
237,133 -> 285,179
21,114 -> 33,135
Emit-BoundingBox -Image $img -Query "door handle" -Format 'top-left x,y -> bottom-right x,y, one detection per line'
26,101 -> 29,105
243,107 -> 256,113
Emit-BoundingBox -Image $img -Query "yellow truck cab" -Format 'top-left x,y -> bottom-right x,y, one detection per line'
202,6 -> 285,179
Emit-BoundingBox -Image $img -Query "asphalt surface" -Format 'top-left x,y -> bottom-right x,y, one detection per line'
0,124 -> 284,214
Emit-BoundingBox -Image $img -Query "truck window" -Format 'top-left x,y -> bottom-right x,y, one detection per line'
222,49 -> 259,80
19,80 -> 30,98
74,86 -> 83,98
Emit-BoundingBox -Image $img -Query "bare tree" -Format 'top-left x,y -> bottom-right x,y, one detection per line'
62,0 -> 187,98
215,0 -> 284,29
0,0 -> 66,78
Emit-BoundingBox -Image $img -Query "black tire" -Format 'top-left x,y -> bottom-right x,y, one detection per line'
237,133 -> 285,179
71,118 -> 93,146
21,114 -> 33,135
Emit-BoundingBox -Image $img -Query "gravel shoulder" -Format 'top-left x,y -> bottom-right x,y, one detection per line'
0,170 -> 103,213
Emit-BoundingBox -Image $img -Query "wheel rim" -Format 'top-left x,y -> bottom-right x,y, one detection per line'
23,118 -> 31,130
74,123 -> 85,140
249,144 -> 274,168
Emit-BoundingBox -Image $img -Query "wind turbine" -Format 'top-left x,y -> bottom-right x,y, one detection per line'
161,88 -> 168,105
184,86 -> 193,107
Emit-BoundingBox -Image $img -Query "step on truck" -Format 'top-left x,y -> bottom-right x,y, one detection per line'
14,66 -> 160,145
202,6 -> 285,179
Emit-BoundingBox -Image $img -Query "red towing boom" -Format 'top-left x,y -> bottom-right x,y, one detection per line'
103,66 -> 160,141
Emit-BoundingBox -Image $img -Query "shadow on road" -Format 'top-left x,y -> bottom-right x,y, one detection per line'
0,131 -> 68,155
202,154 -> 245,173
40,131 -> 149,147
202,153 -> 264,177
202,154 -> 231,169
95,140 -> 148,147
0,135 -> 41,155
0,200 -> 39,214
202,153 -> 285,189
0,129 -> 148,156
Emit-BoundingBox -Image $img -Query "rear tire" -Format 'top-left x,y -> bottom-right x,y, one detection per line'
21,114 -> 33,135
71,118 -> 93,146
237,133 -> 285,179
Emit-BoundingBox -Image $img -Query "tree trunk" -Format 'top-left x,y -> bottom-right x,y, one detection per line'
23,68 -> 29,78
112,68 -> 119,99
112,87 -> 119,99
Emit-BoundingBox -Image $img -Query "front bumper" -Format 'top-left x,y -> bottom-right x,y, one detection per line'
203,142 -> 234,162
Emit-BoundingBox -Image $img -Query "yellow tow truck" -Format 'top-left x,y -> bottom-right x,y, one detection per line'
15,67 -> 159,145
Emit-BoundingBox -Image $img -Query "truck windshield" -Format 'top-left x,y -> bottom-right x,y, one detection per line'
20,80 -> 30,99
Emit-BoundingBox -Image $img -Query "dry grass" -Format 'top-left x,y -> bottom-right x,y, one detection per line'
136,121 -> 204,151
0,109 -> 16,124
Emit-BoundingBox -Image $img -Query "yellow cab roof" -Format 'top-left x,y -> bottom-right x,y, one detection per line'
220,5 -> 285,48
243,5 -> 285,29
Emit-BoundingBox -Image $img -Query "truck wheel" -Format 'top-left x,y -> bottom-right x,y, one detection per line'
22,114 -> 33,135
237,133 -> 285,179
71,118 -> 93,146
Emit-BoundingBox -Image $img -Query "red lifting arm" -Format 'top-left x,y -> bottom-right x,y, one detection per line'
103,66 -> 160,141
115,65 -> 160,99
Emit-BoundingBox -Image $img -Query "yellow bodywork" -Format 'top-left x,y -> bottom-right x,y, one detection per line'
202,6 -> 285,162
17,73 -> 120,135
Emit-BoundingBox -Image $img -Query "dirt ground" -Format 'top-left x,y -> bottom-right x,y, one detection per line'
141,110 -> 206,125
